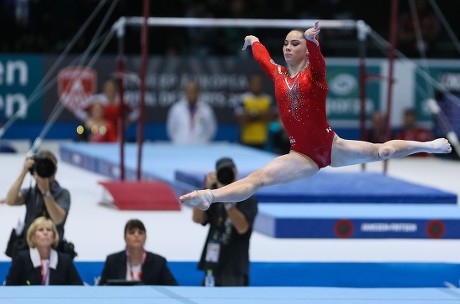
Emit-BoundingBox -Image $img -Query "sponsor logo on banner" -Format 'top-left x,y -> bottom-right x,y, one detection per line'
329,73 -> 357,96
360,222 -> 417,233
326,65 -> 380,122
425,220 -> 445,238
334,219 -> 354,238
57,66 -> 97,113
438,71 -> 460,92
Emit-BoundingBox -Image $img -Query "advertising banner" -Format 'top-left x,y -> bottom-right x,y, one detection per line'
6,54 -> 459,131
43,56 -> 383,126
0,55 -> 43,122
326,60 -> 381,124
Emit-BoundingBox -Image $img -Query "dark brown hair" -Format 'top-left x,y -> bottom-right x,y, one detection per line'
37,149 -> 58,165
124,219 -> 146,236
290,29 -> 306,36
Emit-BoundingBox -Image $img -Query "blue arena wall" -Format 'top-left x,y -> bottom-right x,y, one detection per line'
1,261 -> 459,287
0,122 -> 360,143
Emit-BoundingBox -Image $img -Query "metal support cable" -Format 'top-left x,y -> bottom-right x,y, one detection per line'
27,0 -> 120,154
0,0 -> 110,139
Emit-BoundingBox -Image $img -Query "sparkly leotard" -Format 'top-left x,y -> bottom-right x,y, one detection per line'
251,40 -> 335,168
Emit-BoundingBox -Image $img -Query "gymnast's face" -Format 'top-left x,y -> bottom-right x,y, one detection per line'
283,30 -> 308,66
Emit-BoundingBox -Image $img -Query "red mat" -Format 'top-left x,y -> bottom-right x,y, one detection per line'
99,180 -> 181,211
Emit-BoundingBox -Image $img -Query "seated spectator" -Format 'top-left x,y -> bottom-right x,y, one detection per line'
99,78 -> 139,135
366,111 -> 387,143
75,78 -> 139,137
76,102 -> 117,143
98,219 -> 178,286
166,80 -> 217,144
394,108 -> 433,156
5,217 -> 83,285
235,73 -> 277,150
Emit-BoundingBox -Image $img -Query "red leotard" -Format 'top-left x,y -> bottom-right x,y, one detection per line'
251,40 -> 335,168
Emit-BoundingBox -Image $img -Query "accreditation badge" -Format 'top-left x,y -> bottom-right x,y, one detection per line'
205,241 -> 221,263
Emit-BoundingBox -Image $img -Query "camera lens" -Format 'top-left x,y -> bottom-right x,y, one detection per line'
31,157 -> 56,178
217,167 -> 234,185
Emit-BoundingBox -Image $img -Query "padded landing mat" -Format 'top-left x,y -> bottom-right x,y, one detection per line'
99,181 -> 181,210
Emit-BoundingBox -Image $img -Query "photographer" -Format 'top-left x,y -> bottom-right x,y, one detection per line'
192,157 -> 258,286
4,150 -> 72,258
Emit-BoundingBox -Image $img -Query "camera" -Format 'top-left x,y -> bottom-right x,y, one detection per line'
216,157 -> 235,185
217,167 -> 235,185
29,156 -> 56,178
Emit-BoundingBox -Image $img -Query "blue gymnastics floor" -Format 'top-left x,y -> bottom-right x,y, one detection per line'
59,142 -> 459,239
1,286 -> 460,304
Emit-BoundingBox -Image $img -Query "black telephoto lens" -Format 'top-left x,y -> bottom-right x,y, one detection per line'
30,157 -> 56,178
217,167 -> 234,185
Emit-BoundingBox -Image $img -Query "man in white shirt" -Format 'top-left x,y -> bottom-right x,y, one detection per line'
167,80 -> 217,144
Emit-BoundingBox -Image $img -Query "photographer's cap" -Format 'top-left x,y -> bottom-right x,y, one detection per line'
215,157 -> 235,171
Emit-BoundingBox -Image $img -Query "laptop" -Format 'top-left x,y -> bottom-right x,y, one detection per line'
105,279 -> 144,286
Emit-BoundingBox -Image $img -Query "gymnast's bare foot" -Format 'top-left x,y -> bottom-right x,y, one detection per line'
180,189 -> 215,211
430,138 -> 452,154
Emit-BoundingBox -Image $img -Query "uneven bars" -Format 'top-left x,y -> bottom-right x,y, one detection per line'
114,17 -> 359,30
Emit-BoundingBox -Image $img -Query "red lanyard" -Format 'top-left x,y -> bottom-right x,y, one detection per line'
40,259 -> 50,285
127,250 -> 146,281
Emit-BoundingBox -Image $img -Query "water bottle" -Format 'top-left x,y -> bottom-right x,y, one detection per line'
204,269 -> 215,287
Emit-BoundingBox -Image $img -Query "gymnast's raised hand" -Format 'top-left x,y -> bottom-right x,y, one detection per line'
304,20 -> 320,45
242,35 -> 259,51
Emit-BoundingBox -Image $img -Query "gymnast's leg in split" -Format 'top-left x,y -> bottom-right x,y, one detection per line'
180,150 -> 319,210
180,135 -> 451,210
329,136 -> 451,167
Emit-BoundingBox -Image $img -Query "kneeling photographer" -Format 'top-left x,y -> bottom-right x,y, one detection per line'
192,157 -> 258,286
4,150 -> 76,259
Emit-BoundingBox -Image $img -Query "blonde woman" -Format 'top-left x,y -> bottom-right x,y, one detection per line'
5,217 -> 83,285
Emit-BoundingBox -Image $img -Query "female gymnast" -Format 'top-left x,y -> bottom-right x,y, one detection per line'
180,21 -> 451,211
